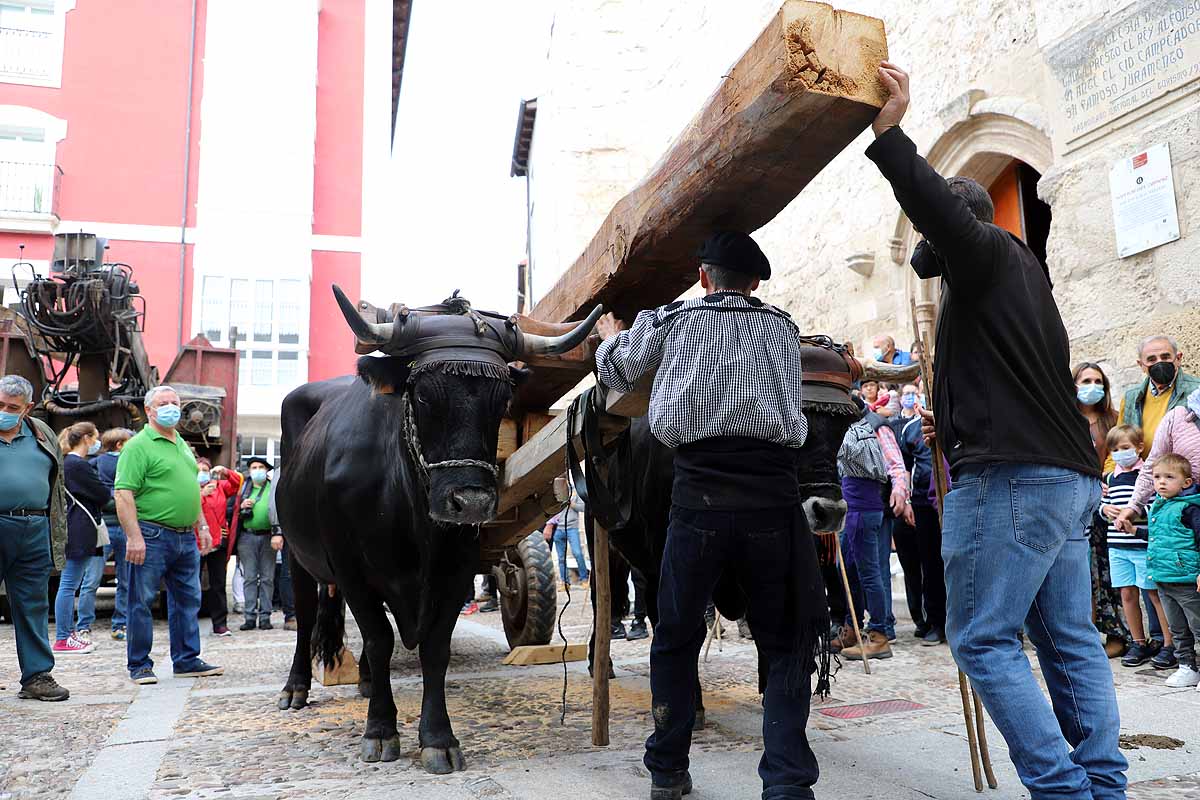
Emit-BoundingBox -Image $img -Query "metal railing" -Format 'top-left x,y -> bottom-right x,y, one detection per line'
0,26 -> 54,80
0,161 -> 63,216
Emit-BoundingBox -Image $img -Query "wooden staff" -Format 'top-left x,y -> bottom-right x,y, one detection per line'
910,299 -> 996,791
703,611 -> 723,662
833,533 -> 870,676
592,520 -> 611,747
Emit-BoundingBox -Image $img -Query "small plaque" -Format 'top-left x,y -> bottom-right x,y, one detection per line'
1109,142 -> 1180,258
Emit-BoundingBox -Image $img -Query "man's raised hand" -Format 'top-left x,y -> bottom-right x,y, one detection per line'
872,61 -> 910,137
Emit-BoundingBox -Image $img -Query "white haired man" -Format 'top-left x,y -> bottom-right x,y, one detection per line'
0,375 -> 70,700
115,385 -> 222,684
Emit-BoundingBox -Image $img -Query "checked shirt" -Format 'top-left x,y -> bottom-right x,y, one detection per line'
594,291 -> 808,449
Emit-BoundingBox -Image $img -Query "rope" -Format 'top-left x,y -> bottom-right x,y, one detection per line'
557,583 -> 572,725
400,390 -> 499,496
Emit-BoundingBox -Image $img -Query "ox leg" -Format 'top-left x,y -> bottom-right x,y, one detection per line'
357,645 -> 373,698
279,556 -> 318,711
342,589 -> 402,764
416,564 -> 473,775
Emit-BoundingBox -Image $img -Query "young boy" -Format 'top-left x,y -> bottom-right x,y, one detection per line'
1145,453 -> 1200,689
1101,425 -> 1176,668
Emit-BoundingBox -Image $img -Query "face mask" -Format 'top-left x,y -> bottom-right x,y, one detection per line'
155,404 -> 182,428
1148,361 -> 1177,386
871,348 -> 885,362
250,468 -> 268,483
0,411 -> 22,432
1076,384 -> 1105,406
197,472 -> 211,484
87,440 -> 102,455
901,394 -> 917,409
1112,449 -> 1139,469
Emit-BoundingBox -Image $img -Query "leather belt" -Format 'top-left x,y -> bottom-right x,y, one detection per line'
0,508 -> 47,517
143,521 -> 195,534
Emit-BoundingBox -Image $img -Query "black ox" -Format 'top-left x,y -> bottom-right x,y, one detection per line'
587,345 -> 919,724
274,287 -> 601,772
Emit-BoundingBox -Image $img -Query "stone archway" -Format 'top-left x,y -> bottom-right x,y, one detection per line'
889,96 -> 1054,334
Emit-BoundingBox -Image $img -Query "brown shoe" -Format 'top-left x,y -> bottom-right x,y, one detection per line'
832,624 -> 858,652
842,630 -> 893,661
1104,636 -> 1128,659
284,619 -> 298,632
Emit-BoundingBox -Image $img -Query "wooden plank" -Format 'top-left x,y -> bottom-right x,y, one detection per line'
592,520 -> 612,747
520,411 -> 558,445
497,419 -> 519,461
512,1 -> 887,412
602,372 -> 655,418
312,648 -> 359,687
502,643 -> 587,666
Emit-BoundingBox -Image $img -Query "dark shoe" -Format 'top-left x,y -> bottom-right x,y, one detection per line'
612,621 -> 627,640
921,628 -> 946,646
1147,639 -> 1164,656
284,618 -> 298,631
478,596 -> 499,613
131,668 -> 158,685
175,660 -> 224,678
18,672 -> 69,702
1122,641 -> 1154,667
239,620 -> 257,631
650,770 -> 692,799
259,620 -> 274,631
736,617 -> 753,640
914,622 -> 931,639
1151,648 -> 1178,670
212,626 -> 232,637
627,620 -> 649,641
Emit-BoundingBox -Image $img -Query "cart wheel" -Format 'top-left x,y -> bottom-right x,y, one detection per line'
496,532 -> 556,649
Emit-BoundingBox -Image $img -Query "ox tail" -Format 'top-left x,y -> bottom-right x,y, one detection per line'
311,583 -> 347,670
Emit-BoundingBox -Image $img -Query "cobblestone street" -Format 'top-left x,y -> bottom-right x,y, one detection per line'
2,587 -> 1199,799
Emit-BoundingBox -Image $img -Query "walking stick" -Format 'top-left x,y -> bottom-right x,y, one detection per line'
832,533 -> 870,676
703,611 -> 723,662
910,299 -> 996,791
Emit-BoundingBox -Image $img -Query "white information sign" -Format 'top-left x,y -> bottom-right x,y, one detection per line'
1108,142 -> 1180,258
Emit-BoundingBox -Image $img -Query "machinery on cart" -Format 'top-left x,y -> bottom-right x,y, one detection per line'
0,231 -> 240,618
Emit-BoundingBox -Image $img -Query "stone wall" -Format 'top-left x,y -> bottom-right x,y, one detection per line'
528,0 -> 1200,396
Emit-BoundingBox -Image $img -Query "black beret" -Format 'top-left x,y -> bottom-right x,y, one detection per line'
696,231 -> 771,280
246,456 -> 273,471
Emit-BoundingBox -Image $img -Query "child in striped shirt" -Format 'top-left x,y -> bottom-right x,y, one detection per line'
1102,424 -> 1176,668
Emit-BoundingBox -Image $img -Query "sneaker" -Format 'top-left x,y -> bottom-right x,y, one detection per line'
921,627 -> 946,646
212,626 -> 232,637
913,622 -> 931,639
650,769 -> 693,800
76,629 -> 92,644
1151,648 -> 1178,670
52,635 -> 94,655
174,660 -> 224,678
736,618 -> 753,640
18,672 -> 69,702
232,601 -> 244,614
478,597 -> 499,613
460,602 -> 479,615
627,620 -> 649,641
612,621 -> 627,640
239,620 -> 257,631
842,630 -> 894,661
1122,641 -> 1154,667
131,668 -> 158,685
1164,664 -> 1200,688
111,627 -> 126,641
284,618 -> 298,631
259,620 -> 274,631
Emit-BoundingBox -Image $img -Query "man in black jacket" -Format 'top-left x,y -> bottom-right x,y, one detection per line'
866,64 -> 1126,799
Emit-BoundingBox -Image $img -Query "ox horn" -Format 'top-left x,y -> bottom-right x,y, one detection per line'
518,305 -> 605,357
332,284 -> 392,348
857,358 -> 922,383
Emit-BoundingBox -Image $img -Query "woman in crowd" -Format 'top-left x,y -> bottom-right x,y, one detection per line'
52,422 -> 111,654
196,457 -> 243,636
94,427 -> 133,640
1074,362 -> 1131,657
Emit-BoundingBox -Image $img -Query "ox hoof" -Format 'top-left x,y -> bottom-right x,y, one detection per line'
360,734 -> 402,763
694,708 -> 706,731
420,746 -> 466,774
358,680 -> 373,699
278,689 -> 310,710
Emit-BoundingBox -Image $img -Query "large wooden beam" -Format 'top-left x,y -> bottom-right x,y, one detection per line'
513,2 -> 886,412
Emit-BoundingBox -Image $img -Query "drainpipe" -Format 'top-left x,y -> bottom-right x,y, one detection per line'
177,0 -> 199,351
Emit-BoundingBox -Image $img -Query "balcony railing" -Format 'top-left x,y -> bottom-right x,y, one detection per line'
0,26 -> 54,80
0,161 -> 62,217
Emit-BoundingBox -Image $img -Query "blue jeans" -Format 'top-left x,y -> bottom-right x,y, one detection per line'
840,510 -> 889,635
0,515 -> 55,684
126,523 -> 204,675
104,521 -> 129,629
553,525 -> 589,583
54,554 -> 105,640
943,463 -> 1125,799
878,516 -> 897,637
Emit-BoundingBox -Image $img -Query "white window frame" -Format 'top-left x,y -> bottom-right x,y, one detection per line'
0,0 -> 75,89
0,104 -> 66,234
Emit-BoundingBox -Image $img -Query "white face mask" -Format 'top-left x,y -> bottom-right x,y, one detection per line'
1112,449 -> 1139,469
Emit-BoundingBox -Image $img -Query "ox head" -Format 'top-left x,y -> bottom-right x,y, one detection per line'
795,343 -> 922,535
334,285 -> 603,525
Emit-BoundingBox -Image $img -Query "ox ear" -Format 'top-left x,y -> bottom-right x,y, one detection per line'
356,356 -> 410,395
509,364 -> 533,386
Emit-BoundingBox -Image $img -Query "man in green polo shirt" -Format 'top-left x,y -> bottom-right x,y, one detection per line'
116,385 -> 223,684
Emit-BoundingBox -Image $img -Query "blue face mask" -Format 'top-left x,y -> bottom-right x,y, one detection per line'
1112,448 -> 1139,469
901,394 -> 917,409
155,404 -> 182,428
250,468 -> 268,483
197,472 -> 211,484
0,411 -> 22,432
1076,384 -> 1105,406
87,440 -> 102,455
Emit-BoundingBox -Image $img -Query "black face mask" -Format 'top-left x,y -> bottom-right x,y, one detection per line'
910,239 -> 943,279
1148,361 -> 1177,386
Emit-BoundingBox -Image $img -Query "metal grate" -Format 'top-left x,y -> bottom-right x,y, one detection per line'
817,699 -> 926,719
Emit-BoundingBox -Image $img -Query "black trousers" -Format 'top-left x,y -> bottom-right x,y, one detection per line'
891,515 -> 926,629
200,548 -> 228,630
911,504 -> 945,630
646,504 -> 817,799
